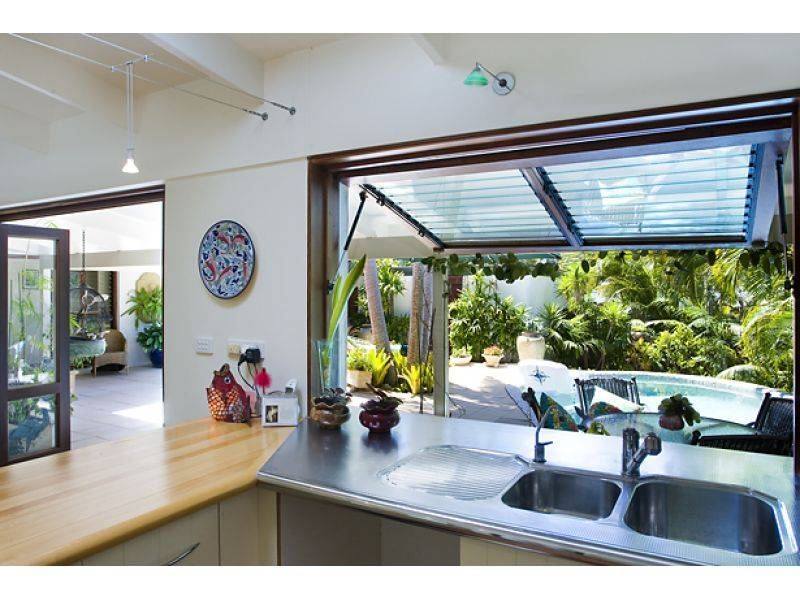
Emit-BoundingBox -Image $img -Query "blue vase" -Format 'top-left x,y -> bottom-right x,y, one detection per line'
149,348 -> 164,368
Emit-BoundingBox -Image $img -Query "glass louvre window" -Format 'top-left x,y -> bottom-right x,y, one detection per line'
374,171 -> 563,243
541,145 -> 756,240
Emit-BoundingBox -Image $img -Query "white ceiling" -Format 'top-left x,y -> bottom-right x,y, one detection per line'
11,202 -> 163,254
228,34 -> 347,60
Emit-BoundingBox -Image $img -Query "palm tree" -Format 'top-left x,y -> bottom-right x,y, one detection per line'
407,262 -> 424,365
363,259 -> 391,355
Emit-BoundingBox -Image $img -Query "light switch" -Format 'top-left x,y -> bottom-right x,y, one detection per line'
195,336 -> 214,354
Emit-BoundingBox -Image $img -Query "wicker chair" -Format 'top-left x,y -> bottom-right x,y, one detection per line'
92,329 -> 128,376
752,392 -> 794,438
575,376 -> 641,415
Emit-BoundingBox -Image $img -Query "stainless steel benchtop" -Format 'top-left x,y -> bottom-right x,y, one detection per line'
257,412 -> 800,565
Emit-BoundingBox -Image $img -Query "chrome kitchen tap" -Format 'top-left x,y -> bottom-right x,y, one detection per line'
533,405 -> 556,463
622,427 -> 662,477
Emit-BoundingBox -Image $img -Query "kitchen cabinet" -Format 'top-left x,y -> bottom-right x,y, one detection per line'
79,488 -> 277,566
460,537 -> 596,566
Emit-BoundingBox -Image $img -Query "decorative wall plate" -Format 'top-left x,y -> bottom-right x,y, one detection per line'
198,220 -> 255,299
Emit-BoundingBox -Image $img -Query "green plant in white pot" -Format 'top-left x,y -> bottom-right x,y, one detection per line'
346,347 -> 372,390
449,347 -> 472,367
482,345 -> 504,368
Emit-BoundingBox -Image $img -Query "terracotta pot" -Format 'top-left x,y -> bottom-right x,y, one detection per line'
359,401 -> 400,433
659,413 -> 685,431
347,369 -> 372,390
310,402 -> 350,430
483,354 -> 503,368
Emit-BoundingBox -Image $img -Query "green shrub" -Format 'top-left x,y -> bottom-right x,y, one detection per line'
640,324 -> 737,377
347,347 -> 370,371
449,272 -> 527,361
386,314 -> 410,344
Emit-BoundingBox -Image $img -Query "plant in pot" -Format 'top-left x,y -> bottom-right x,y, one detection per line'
310,387 -> 351,430
137,323 -> 163,368
315,255 -> 366,394
449,347 -> 472,367
657,393 -> 701,431
482,345 -> 504,368
517,321 -> 546,361
123,286 -> 163,368
360,384 -> 402,433
346,347 -> 372,390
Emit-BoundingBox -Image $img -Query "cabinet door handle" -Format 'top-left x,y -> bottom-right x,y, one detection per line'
163,542 -> 200,566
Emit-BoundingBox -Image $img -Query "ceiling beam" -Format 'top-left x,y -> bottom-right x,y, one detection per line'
0,35 -> 125,128
521,168 -> 583,247
410,34 -> 448,65
144,33 -> 264,102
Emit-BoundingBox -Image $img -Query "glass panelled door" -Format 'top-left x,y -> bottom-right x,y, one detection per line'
0,224 -> 69,466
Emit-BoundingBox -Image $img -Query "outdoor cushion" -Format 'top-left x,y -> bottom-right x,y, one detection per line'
539,392 -> 579,432
588,401 -> 622,419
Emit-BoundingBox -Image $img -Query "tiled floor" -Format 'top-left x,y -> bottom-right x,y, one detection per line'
71,367 -> 164,449
354,362 -> 530,427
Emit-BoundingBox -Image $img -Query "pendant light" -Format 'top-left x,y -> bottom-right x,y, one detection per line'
121,60 -> 139,174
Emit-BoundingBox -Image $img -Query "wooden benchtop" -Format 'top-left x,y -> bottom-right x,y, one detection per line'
0,418 -> 293,565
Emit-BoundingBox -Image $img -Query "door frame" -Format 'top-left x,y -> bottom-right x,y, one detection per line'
0,224 -> 70,465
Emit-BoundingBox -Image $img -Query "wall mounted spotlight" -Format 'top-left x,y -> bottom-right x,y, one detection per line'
463,62 -> 515,96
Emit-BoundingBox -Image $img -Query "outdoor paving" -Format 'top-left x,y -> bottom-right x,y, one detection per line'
353,362 -> 531,427
70,367 -> 164,449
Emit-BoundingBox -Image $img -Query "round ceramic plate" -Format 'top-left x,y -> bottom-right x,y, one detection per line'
198,220 -> 255,299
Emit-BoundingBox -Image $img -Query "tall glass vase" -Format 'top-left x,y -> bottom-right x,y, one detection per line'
314,339 -> 341,396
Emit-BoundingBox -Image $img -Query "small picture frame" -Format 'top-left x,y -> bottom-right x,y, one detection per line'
21,269 -> 39,289
261,390 -> 300,427
264,404 -> 280,424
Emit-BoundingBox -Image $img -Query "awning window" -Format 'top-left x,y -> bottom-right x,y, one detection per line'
540,145 -> 758,241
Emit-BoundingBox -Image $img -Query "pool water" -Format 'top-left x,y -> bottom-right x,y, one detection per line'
572,370 -> 773,425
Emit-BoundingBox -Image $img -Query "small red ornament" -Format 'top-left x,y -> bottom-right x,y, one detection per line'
207,363 -> 251,423
254,367 -> 271,391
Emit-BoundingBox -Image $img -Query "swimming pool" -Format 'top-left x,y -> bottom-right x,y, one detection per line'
572,370 -> 775,425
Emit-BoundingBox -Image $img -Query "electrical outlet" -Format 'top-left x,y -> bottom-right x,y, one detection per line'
195,336 -> 214,355
228,339 -> 266,359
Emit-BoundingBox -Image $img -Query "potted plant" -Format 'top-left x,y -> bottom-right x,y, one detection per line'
359,384 -> 401,433
450,347 -> 472,367
346,347 -> 372,390
658,393 -> 701,431
137,323 -> 163,368
482,345 -> 504,368
123,286 -> 163,368
310,387 -> 351,430
517,322 -> 546,361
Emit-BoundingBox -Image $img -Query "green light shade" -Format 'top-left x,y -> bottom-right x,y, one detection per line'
463,65 -> 489,86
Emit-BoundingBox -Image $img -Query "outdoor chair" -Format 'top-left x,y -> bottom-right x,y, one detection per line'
504,385 -> 541,426
92,329 -> 128,376
750,392 -> 794,439
690,430 -> 792,457
574,376 -> 641,416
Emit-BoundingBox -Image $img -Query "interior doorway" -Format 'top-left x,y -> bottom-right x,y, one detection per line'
3,192 -> 164,451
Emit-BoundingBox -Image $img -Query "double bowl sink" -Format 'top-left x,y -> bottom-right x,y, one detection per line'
381,446 -> 788,558
502,468 -> 783,556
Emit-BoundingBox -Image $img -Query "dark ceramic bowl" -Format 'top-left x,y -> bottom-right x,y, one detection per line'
359,402 -> 400,433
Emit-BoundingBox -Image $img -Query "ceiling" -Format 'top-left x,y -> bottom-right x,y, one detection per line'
10,202 -> 163,254
228,34 -> 347,60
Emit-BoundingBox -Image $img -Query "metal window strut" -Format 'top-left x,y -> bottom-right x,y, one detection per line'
7,33 -> 296,121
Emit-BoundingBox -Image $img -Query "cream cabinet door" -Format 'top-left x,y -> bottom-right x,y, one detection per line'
460,537 -> 592,566
219,487 -> 278,565
83,503 -> 219,566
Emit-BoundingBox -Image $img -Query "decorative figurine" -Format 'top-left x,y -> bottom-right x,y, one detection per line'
207,363 -> 252,423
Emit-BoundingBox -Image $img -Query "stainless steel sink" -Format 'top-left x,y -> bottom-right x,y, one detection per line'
502,469 -> 622,520
624,480 -> 783,556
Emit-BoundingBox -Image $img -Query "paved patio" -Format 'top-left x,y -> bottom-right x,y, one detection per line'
354,362 -> 531,427
70,367 -> 164,449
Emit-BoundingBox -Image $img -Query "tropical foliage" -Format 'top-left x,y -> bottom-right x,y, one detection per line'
449,272 -> 527,361
539,247 -> 792,390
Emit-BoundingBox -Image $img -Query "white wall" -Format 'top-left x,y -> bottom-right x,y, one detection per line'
163,159 -> 307,425
5,34 -> 800,424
